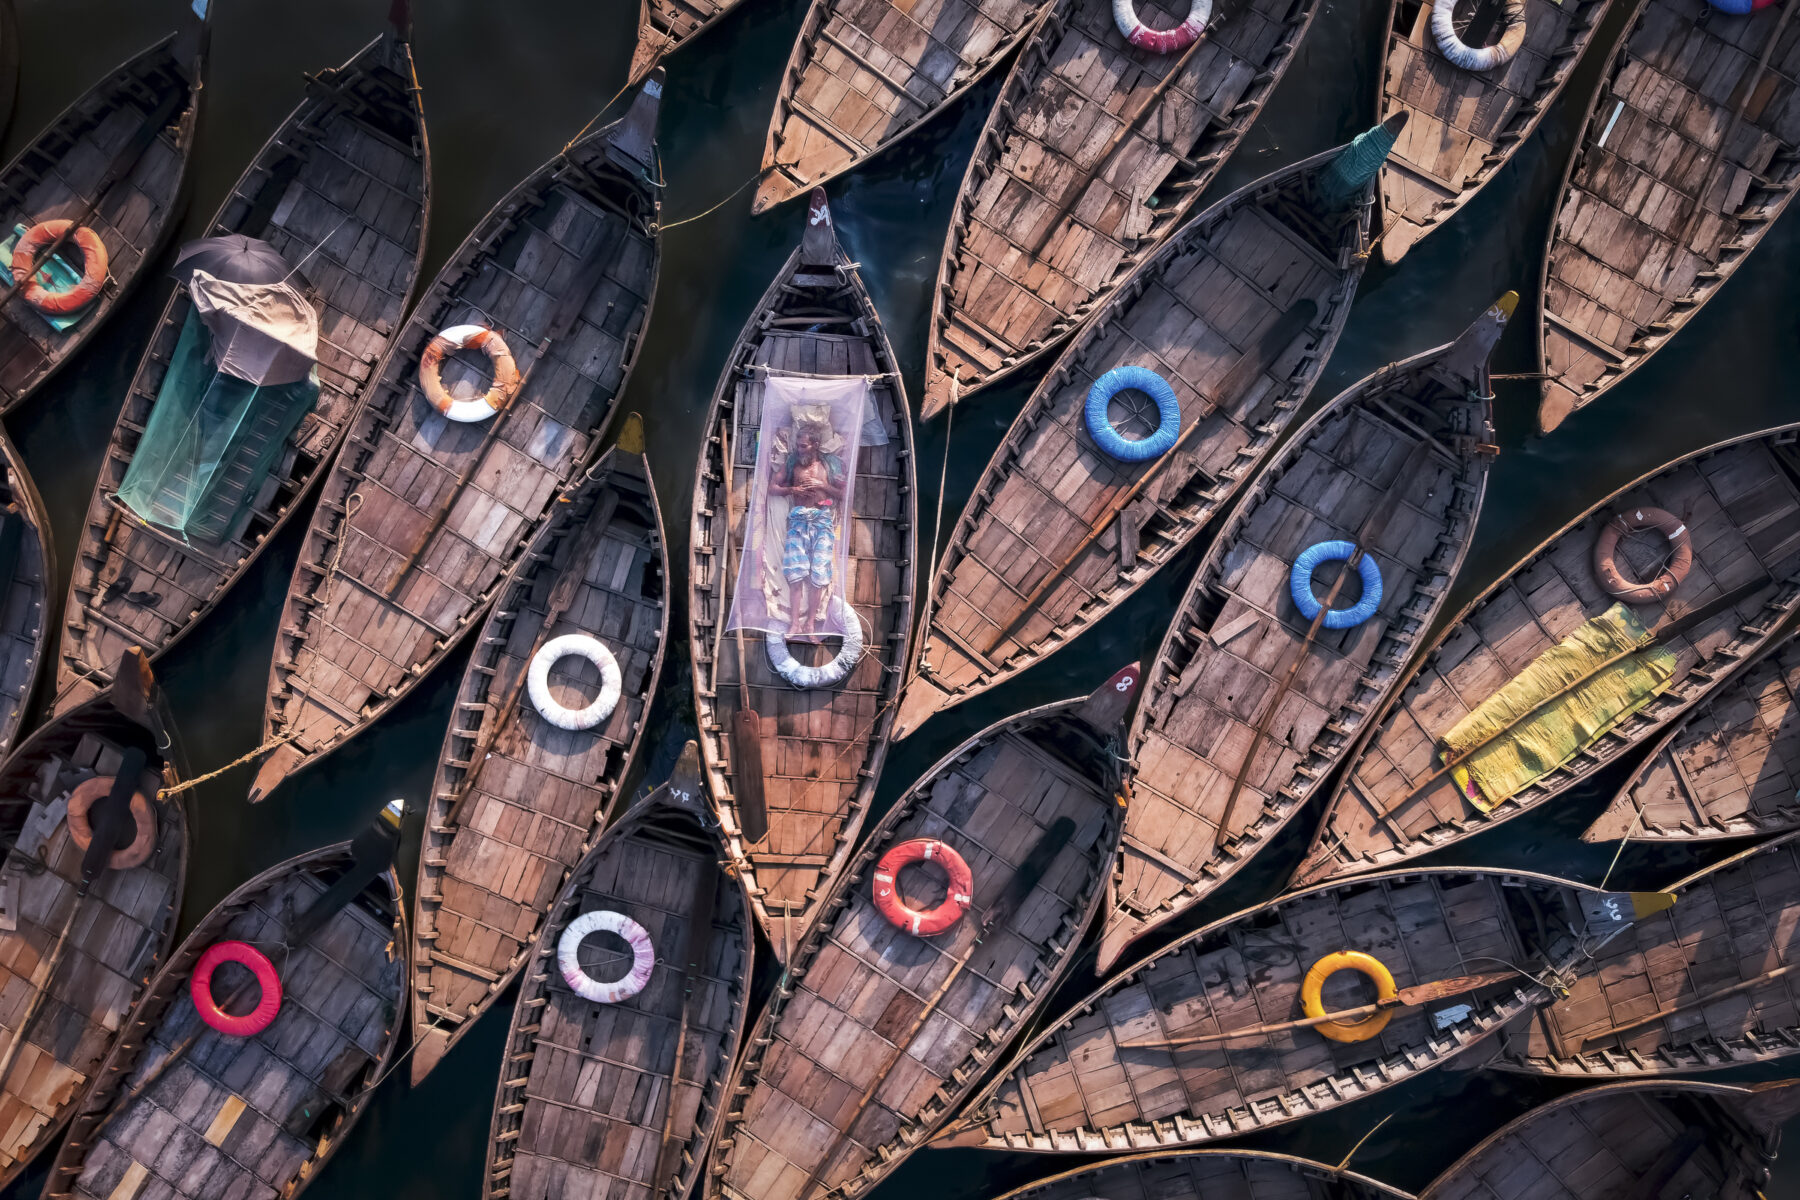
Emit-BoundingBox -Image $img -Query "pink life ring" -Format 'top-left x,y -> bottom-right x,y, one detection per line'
190,941 -> 283,1037
1113,0 -> 1213,52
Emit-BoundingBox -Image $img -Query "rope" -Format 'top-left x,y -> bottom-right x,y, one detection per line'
316,492 -> 363,608
157,730 -> 301,799
1334,1113 -> 1392,1172
1598,803 -> 1648,891
661,165 -> 777,230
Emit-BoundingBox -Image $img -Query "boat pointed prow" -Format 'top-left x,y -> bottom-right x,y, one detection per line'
891,675 -> 948,742
801,188 -> 838,266
609,67 -> 665,167
410,1027 -> 452,1086
927,1122 -> 989,1150
650,741 -> 705,814
1073,663 -> 1142,734
1093,919 -> 1139,976
1439,290 -> 1518,380
387,0 -> 412,36
1286,848 -> 1339,891
247,743 -> 303,804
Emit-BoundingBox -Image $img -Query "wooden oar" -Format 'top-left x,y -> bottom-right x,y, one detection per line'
717,422 -> 769,844
1118,969 -> 1519,1049
1577,961 -> 1798,1050
649,804 -> 721,1190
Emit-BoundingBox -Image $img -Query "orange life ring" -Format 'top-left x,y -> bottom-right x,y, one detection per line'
1592,507 -> 1692,605
65,775 -> 156,870
419,324 -> 520,422
872,838 -> 973,937
11,220 -> 108,315
1300,951 -> 1398,1043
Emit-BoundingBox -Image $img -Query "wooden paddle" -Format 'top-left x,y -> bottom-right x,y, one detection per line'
716,422 -> 769,844
1576,961 -> 1798,1050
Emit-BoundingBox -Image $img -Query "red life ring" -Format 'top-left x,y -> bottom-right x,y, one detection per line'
872,838 -> 974,936
65,775 -> 156,871
190,941 -> 283,1037
11,220 -> 108,315
1592,506 -> 1692,605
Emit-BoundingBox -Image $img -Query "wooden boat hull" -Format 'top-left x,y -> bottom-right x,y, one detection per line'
250,79 -> 664,802
47,839 -> 407,1200
688,196 -> 915,961
630,0 -> 744,81
707,681 -> 1131,1200
992,1150 -> 1408,1200
1584,627 -> 1800,843
1094,296 -> 1510,972
0,428 -> 52,760
56,25 -> 431,714
919,0 -> 1324,416
897,143 -> 1379,739
1534,0 -> 1800,433
483,754 -> 752,1200
0,682 -> 186,1190
1294,423 -> 1800,887
1374,0 -> 1611,263
410,440 -> 669,1083
0,24 -> 205,414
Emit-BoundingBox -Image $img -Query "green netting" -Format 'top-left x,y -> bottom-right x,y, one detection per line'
117,308 -> 318,544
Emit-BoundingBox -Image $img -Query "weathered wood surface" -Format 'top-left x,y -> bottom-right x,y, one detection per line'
250,79 -> 664,802
896,144 -> 1377,738
688,196 -> 915,961
936,867 -> 1598,1154
1584,625 -> 1800,843
1421,1079 -> 1789,1200
1293,425 -> 1800,887
919,0 -> 1323,416
0,692 -> 186,1191
1375,0 -> 1612,263
46,841 -> 406,1200
1534,0 -> 1800,433
485,754 -> 752,1200
753,0 -> 1053,212
1093,298 -> 1509,972
57,26 -> 430,712
0,428 -> 51,761
707,682 -> 1131,1200
411,444 -> 669,1083
1496,829 -> 1800,1077
0,25 -> 205,414
993,1150 -> 1408,1200
631,0 -> 744,81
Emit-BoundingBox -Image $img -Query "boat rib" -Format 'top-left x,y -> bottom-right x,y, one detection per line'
0,428 -> 51,760
1293,424 -> 1800,888
991,1151 -> 1410,1200
919,0 -> 1326,417
249,76 -> 665,802
409,437 -> 669,1084
1092,294 -> 1511,973
896,134 -> 1395,738
1535,0 -> 1800,433
0,17 -> 206,413
56,18 -> 431,713
1374,0 -> 1612,263
688,191 -> 915,961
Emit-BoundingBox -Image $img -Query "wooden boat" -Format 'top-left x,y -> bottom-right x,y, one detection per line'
896,129 -> 1403,737
0,428 -> 52,760
1292,424 -> 1800,888
1534,0 -> 1800,433
0,14 -> 207,413
1091,294 -> 1512,972
0,650 -> 186,1190
1421,1079 -> 1798,1200
919,0 -> 1329,417
688,190 -> 915,961
483,744 -> 754,1200
630,0 -> 744,82
55,12 -> 431,713
933,865 -> 1620,1154
1583,625 -> 1800,844
249,75 -> 665,802
1494,828 -> 1800,1077
409,430 -> 669,1083
706,667 -> 1139,1200
751,0 -> 1056,213
1373,0 -> 1613,264
991,1150 -> 1407,1200
46,804 -> 408,1200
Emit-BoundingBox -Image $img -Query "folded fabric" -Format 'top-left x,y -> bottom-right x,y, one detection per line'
0,224 -> 88,333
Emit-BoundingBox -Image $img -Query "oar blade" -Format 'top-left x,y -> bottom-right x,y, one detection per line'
732,710 -> 769,843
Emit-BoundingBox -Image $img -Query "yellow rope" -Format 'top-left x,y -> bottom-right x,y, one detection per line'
158,730 -> 301,799
661,165 -> 776,230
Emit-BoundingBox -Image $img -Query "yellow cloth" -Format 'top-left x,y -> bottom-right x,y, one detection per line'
1442,603 -> 1677,810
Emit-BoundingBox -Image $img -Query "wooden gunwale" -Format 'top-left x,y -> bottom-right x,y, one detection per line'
53,26 -> 431,713
990,1149 -> 1410,1200
408,444 -> 669,1083
1293,422 -> 1800,887
0,427 -> 53,761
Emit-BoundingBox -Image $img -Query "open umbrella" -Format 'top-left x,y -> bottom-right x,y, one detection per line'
171,234 -> 299,288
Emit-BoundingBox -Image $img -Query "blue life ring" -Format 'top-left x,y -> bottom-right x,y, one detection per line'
1085,366 -> 1181,462
1289,541 -> 1383,629
1706,0 -> 1774,13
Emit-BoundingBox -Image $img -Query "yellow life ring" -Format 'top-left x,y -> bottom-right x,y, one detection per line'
1301,951 -> 1397,1043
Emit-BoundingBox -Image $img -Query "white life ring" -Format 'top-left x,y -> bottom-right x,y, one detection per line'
558,910 -> 655,1005
528,633 -> 622,731
765,594 -> 864,690
1431,0 -> 1527,72
420,323 -> 520,423
1113,0 -> 1212,53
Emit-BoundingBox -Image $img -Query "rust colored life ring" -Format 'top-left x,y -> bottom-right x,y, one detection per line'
872,838 -> 974,937
65,775 -> 156,870
419,324 -> 521,422
1301,951 -> 1398,1043
1593,506 -> 1692,605
11,220 -> 108,315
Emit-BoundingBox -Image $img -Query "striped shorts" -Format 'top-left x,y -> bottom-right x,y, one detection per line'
782,505 -> 836,586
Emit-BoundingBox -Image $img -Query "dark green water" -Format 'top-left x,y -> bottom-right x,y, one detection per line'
2,0 -> 1798,1195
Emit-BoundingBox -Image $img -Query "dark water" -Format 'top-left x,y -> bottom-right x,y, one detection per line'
3,0 -> 1799,1195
